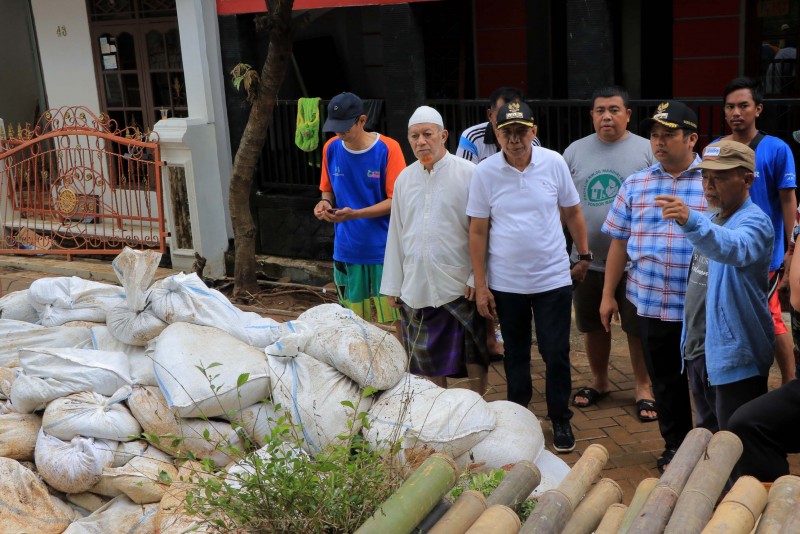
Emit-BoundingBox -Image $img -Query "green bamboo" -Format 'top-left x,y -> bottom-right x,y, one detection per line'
754,475 -> 800,534
618,478 -> 658,533
428,490 -> 487,534
595,503 -> 627,534
561,478 -> 623,534
355,453 -> 458,534
664,430 -> 743,534
464,505 -> 521,534
700,475 -> 767,534
487,461 -> 542,507
627,427 -> 713,534
520,444 -> 609,534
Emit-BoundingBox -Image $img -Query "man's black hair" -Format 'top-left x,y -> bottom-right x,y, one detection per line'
591,86 -> 630,108
488,87 -> 524,109
723,77 -> 764,106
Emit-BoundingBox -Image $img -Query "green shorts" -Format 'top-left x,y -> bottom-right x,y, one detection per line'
333,261 -> 400,324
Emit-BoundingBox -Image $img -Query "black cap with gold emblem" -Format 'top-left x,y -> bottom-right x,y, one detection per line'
640,100 -> 698,134
496,101 -> 535,129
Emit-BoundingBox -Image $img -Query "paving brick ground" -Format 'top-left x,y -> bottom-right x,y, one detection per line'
1,257 -> 797,505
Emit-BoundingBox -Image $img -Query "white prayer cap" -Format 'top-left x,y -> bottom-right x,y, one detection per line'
408,106 -> 444,129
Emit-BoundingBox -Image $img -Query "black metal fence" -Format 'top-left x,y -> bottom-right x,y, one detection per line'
256,98 -> 800,191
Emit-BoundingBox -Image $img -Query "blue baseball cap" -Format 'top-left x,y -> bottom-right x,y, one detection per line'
322,92 -> 364,133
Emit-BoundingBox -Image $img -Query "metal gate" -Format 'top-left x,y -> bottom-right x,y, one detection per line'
0,106 -> 166,256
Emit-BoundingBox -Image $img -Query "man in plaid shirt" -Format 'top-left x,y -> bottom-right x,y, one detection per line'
600,101 -> 707,473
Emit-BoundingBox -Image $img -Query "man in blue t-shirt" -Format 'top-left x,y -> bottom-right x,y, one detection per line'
720,77 -> 797,384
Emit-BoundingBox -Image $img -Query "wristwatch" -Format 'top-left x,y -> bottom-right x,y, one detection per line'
578,252 -> 594,262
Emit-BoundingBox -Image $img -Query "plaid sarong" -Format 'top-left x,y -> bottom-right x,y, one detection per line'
400,297 -> 489,377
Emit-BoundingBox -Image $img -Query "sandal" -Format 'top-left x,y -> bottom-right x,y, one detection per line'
636,399 -> 658,422
572,386 -> 610,408
657,448 -> 677,474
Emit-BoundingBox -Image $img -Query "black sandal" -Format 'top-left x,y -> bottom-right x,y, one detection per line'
572,386 -> 610,408
657,448 -> 677,474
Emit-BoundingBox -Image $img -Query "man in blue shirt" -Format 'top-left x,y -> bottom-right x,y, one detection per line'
720,77 -> 797,384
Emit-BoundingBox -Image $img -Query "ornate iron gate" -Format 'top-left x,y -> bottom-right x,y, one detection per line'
0,106 -> 166,256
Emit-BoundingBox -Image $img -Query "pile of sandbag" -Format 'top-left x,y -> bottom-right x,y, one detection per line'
0,248 -> 557,533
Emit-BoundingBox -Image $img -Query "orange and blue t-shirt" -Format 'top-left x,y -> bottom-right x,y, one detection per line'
320,133 -> 406,264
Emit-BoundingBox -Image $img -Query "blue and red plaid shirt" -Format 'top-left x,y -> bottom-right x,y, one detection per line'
602,156 -> 707,322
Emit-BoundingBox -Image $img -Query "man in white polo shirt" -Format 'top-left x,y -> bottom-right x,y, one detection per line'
468,101 -> 590,453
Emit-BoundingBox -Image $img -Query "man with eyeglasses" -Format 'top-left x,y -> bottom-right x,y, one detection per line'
563,86 -> 656,422
313,92 -> 406,339
601,101 -> 707,473
468,101 -> 589,453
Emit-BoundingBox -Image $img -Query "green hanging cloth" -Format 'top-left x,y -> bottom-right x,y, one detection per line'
295,97 -> 321,152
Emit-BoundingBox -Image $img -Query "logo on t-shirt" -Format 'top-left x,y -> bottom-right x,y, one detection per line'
367,170 -> 381,179
584,170 -> 622,206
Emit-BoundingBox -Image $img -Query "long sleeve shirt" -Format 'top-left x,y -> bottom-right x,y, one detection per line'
380,153 -> 475,309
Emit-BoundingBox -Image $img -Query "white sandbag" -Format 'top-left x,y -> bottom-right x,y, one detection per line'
42,387 -> 141,441
128,386 -> 244,466
268,352 -> 372,454
148,271 -> 294,347
156,461 -> 212,534
0,412 -> 41,460
530,449 -> 571,497
66,492 -> 109,513
0,366 -> 15,399
455,400 -> 544,472
107,305 -> 167,347
297,303 -> 407,390
0,321 -> 92,367
364,374 -> 496,461
104,454 -> 178,504
0,289 -> 39,323
226,442 -> 308,490
35,429 -> 117,493
0,457 -> 82,533
11,347 -> 131,413
153,323 -> 270,418
90,326 -> 156,386
64,495 -> 158,534
223,401 -> 280,447
28,276 -> 125,327
112,440 -> 149,468
0,399 -> 16,414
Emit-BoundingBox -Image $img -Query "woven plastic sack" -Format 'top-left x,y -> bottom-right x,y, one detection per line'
0,320 -> 92,367
0,289 -> 39,323
0,412 -> 41,460
42,387 -> 141,441
530,450 -> 571,497
153,322 -> 270,418
35,429 -> 117,493
364,373 -> 496,461
223,401 -> 280,447
63,495 -> 158,534
28,276 -> 125,326
455,400 -> 544,472
104,453 -> 178,504
90,326 -> 156,386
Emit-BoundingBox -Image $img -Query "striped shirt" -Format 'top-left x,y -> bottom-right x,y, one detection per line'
456,121 -> 541,163
602,156 -> 707,322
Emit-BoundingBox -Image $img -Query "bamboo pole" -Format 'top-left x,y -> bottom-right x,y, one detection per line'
618,478 -> 658,533
355,454 -> 458,534
428,490 -> 487,534
414,499 -> 452,533
519,444 -> 609,534
701,476 -> 767,534
779,502 -> 800,534
664,430 -> 743,534
465,505 -> 521,534
487,461 -> 542,507
561,478 -> 623,534
627,427 -> 713,534
594,503 -> 627,534
755,475 -> 800,534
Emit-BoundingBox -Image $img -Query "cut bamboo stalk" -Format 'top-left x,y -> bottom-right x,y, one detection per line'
755,475 -> 800,534
355,453 -> 458,534
627,427 -> 713,534
780,505 -> 800,534
561,478 -> 623,534
664,430 -> 743,534
618,477 -> 658,533
487,461 -> 542,507
414,499 -> 452,533
428,490 -> 487,534
594,503 -> 627,534
465,505 -> 521,534
701,475 -> 767,534
519,444 -> 609,534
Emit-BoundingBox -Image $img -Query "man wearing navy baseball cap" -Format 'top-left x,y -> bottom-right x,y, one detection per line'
313,93 -> 406,339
